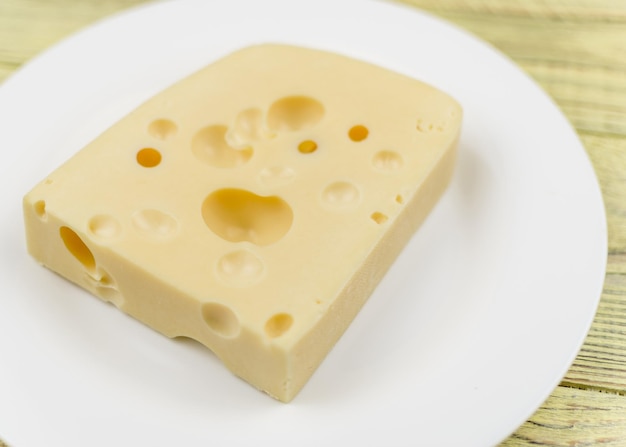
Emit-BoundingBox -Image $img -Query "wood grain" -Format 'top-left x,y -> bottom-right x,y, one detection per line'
505,386 -> 626,447
1,0 -> 624,446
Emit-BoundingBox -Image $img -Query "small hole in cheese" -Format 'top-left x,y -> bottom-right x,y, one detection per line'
217,250 -> 265,286
298,140 -> 318,154
322,181 -> 360,207
258,166 -> 296,187
372,150 -> 403,171
348,125 -> 368,142
202,302 -> 240,338
132,209 -> 179,238
371,212 -> 388,225
34,200 -> 47,220
88,215 -> 122,238
265,313 -> 293,338
136,148 -> 162,168
148,119 -> 177,140
192,125 -> 253,168
227,108 -> 274,145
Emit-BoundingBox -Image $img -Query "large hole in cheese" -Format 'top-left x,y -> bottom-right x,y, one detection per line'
59,226 -> 96,273
202,188 -> 293,246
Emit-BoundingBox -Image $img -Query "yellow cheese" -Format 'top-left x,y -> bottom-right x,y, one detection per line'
23,44 -> 462,402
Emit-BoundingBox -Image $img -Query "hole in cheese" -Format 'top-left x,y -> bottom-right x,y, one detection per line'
136,148 -> 162,168
265,313 -> 294,338
202,302 -> 240,338
226,108 -> 275,147
34,200 -> 47,220
192,125 -> 253,168
372,150 -> 403,171
217,250 -> 265,286
88,215 -> 122,239
148,119 -> 177,140
202,188 -> 293,246
371,212 -> 388,224
322,181 -> 360,208
59,226 -> 96,273
132,209 -> 179,238
348,125 -> 368,142
267,96 -> 325,132
298,140 -> 318,154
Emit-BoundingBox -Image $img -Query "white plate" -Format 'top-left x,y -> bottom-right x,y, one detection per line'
0,1 -> 607,446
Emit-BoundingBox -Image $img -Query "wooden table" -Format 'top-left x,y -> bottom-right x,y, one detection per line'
1,1 -> 624,445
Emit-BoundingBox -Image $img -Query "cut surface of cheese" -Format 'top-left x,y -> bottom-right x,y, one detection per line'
23,44 -> 462,402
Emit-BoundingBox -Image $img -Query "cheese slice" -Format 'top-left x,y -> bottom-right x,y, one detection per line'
23,44 -> 462,402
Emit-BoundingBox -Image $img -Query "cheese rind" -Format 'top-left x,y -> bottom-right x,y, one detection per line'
23,44 -> 462,401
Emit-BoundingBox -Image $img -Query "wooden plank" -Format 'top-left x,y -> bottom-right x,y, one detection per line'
583,134 -> 626,252
501,385 -> 626,447
401,0 -> 626,21
580,134 -> 626,252
566,265 -> 626,391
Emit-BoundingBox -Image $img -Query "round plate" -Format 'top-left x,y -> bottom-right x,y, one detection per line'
0,1 -> 607,446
